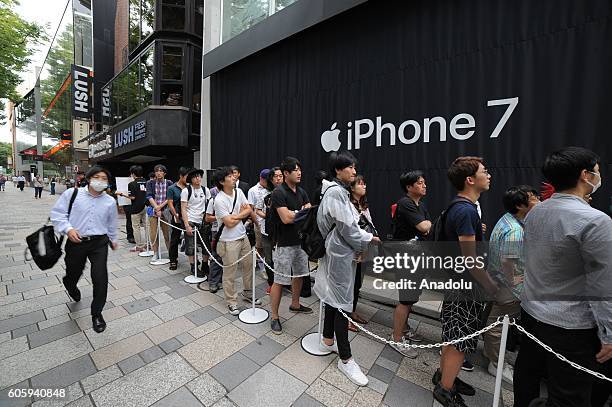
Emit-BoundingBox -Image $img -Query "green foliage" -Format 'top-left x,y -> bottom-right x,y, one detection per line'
0,0 -> 45,101
0,141 -> 12,168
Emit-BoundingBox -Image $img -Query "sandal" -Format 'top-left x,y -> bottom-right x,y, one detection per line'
351,314 -> 368,324
348,321 -> 359,332
169,261 -> 178,271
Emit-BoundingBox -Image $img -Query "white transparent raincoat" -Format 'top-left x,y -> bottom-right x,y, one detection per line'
313,179 -> 373,311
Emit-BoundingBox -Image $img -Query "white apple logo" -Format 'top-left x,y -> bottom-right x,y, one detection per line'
320,122 -> 341,152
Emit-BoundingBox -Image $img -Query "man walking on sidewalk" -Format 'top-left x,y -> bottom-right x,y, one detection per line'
50,166 -> 118,333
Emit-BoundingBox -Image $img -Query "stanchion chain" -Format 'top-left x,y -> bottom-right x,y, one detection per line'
255,251 -> 315,279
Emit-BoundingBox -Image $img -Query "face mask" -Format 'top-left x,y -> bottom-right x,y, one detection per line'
586,171 -> 601,195
90,179 -> 108,192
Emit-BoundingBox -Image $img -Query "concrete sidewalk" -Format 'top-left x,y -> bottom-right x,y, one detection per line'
0,183 -> 514,407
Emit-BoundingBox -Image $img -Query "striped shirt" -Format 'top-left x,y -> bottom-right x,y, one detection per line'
488,212 -> 524,298
521,193 -> 612,343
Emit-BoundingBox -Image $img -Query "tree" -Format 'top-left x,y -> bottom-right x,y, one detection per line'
0,0 -> 45,103
0,141 -> 12,168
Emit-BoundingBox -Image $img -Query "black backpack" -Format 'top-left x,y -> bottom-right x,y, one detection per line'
297,185 -> 338,261
26,187 -> 79,270
427,197 -> 472,241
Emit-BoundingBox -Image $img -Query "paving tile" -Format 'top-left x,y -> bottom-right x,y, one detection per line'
165,284 -> 198,299
349,334 -> 386,370
305,377 -> 351,407
187,291 -> 222,307
178,324 -> 254,372
209,352 -> 261,391
176,332 -> 195,345
65,396 -> 95,407
379,345 -> 404,364
228,363 -> 307,407
110,295 -> 135,306
189,320 -> 222,339
280,313 -> 318,338
271,340 -> 335,385
212,397 -> 237,407
0,310 -> 46,334
185,306 -> 223,326
133,290 -> 154,300
28,320 -> 81,348
349,387 -> 384,407
240,335 -> 285,366
0,331 -> 11,343
105,285 -> 143,302
12,323 -> 39,338
0,380 -> 32,407
45,284 -> 66,295
31,354 -> 97,389
23,288 -> 47,299
44,304 -> 71,319
140,345 -> 166,363
152,286 -> 172,294
186,373 -> 227,406
160,337 -> 182,353
145,316 -> 196,344
264,330 -> 298,347
293,393 -> 325,407
31,381 -> 84,406
366,375 -> 388,395
0,335 -> 29,359
38,314 -> 71,330
375,356 -> 400,373
151,292 -> 173,304
0,332 -> 93,389
85,309 -> 162,349
138,278 -> 170,291
132,270 -> 169,283
368,364 -> 396,384
319,362 -> 359,395
74,306 -> 129,330
152,386 -> 204,407
118,354 -> 146,374
109,276 -> 139,289
150,297 -> 201,322
80,365 -> 123,394
123,296 -> 159,314
383,376 -> 432,407
0,293 -> 23,307
90,332 -> 154,370
91,353 -> 199,407
7,276 -> 59,295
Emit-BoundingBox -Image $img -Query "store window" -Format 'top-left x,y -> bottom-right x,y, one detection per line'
222,0 -> 269,42
141,0 -> 155,39
139,47 -> 154,109
192,51 -> 201,111
162,45 -> 183,80
195,0 -> 204,36
129,0 -> 156,52
161,0 -> 186,31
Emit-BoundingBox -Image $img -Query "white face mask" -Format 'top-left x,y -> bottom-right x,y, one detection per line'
586,171 -> 602,195
90,179 -> 108,192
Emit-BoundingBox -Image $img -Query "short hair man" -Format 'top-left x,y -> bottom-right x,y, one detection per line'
248,169 -> 270,274
50,166 -> 118,333
230,165 -> 250,197
146,164 -> 172,257
269,157 -> 313,334
255,167 -> 283,289
213,166 -> 259,315
483,185 -> 539,385
433,156 -> 499,406
167,167 -> 190,270
181,168 -> 211,276
515,147 -> 612,406
389,170 -> 431,358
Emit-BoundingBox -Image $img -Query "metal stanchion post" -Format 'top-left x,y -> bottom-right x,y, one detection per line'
139,213 -> 154,257
150,216 -> 170,265
492,315 -> 510,407
185,228 -> 207,284
301,301 -> 332,356
239,248 -> 269,324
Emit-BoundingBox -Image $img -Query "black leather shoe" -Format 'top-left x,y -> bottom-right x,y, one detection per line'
432,369 -> 475,396
62,277 -> 81,302
92,314 -> 106,333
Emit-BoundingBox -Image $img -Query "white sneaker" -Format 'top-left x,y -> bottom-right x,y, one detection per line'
389,335 -> 418,358
488,361 -> 514,385
319,340 -> 338,354
228,305 -> 240,315
337,359 -> 368,386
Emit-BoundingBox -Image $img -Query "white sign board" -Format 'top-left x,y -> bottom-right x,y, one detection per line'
73,119 -> 90,151
115,177 -> 132,206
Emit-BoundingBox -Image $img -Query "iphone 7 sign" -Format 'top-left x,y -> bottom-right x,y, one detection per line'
320,97 -> 519,152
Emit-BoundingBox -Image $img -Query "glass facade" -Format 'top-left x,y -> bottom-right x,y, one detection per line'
129,0 -> 155,52
221,0 -> 298,43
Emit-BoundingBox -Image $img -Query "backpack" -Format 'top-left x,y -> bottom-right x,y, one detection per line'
25,188 -> 79,270
297,185 -> 338,261
427,197 -> 472,241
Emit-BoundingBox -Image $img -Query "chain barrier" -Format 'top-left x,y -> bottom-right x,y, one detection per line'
255,251 -> 315,279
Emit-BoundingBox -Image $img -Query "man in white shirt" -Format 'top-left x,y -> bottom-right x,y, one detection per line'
213,166 -> 260,315
205,187 -> 223,293
181,169 -> 211,276
248,169 -> 270,274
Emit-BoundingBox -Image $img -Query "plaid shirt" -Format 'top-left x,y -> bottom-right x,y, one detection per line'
155,180 -> 168,206
488,212 -> 525,298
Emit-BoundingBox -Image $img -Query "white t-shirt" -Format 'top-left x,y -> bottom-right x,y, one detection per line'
255,192 -> 271,235
214,188 -> 248,241
206,198 -> 218,232
180,186 -> 210,224
248,183 -> 268,230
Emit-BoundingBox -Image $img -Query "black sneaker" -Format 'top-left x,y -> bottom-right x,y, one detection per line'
271,318 -> 282,335
461,359 -> 474,372
432,369 -> 475,396
433,383 -> 468,407
209,283 -> 218,294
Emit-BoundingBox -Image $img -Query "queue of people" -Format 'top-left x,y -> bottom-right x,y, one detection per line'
47,146 -> 610,407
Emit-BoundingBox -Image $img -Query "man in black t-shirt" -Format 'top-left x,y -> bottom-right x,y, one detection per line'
389,170 -> 432,358
433,157 -> 499,407
268,157 -> 313,335
118,165 -> 147,251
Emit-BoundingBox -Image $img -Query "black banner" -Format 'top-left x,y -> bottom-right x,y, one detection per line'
210,0 -> 612,237
71,64 -> 92,119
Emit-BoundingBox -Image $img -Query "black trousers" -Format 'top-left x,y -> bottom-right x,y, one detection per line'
323,304 -> 352,360
34,187 -> 43,198
18,181 -> 24,191
169,219 -> 183,262
353,263 -> 363,312
64,237 -> 109,316
513,309 -> 600,407
122,205 -> 133,239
